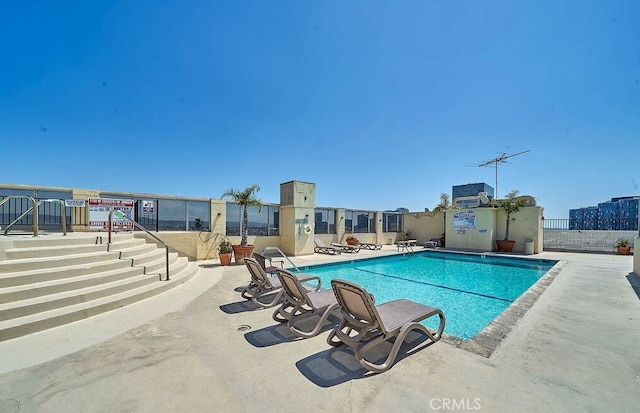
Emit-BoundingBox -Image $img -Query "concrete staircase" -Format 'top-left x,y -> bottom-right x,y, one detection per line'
0,232 -> 199,342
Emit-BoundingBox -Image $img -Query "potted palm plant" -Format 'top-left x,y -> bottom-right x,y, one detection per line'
615,239 -> 631,255
345,234 -> 359,246
218,239 -> 233,266
221,184 -> 263,264
496,190 -> 527,252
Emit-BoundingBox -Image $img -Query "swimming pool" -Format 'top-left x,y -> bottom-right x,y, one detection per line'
299,251 -> 558,340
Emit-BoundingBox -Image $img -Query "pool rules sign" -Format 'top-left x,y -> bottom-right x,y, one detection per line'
88,198 -> 135,230
453,210 -> 476,230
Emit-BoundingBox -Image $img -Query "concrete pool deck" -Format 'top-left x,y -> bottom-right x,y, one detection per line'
0,248 -> 639,412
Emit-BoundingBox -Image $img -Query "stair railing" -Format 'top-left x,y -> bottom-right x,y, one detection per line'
0,196 -> 67,236
108,210 -> 171,281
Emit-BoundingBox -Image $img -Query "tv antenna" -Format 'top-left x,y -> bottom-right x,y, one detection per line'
476,150 -> 530,204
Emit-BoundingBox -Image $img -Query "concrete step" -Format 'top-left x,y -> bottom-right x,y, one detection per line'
142,254 -> 188,276
1,235 -> 146,261
110,242 -> 158,258
130,249 -> 175,267
0,266 -> 146,304
0,231 -> 200,342
0,261 -> 199,342
0,250 -> 123,273
3,243 -> 110,260
0,259 -> 135,288
4,232 -> 134,249
107,237 -> 149,251
0,273 -> 158,322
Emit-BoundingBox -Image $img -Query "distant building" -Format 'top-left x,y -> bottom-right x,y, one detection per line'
569,196 -> 639,230
452,183 -> 494,201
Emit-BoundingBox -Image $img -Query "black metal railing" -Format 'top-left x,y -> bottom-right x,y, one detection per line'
0,196 -> 68,236
1,196 -> 84,231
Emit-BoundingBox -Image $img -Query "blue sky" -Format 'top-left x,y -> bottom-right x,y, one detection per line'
1,1 -> 638,218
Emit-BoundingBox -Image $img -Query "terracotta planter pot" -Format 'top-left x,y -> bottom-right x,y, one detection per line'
232,245 -> 255,264
616,246 -> 631,255
219,253 -> 232,266
439,237 -> 445,248
496,239 -> 516,252
346,239 -> 359,246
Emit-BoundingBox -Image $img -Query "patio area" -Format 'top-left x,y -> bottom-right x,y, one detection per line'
0,248 -> 638,412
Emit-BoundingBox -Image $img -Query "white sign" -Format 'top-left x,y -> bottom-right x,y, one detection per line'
453,211 -> 476,230
88,198 -> 134,230
64,199 -> 86,208
142,200 -> 154,215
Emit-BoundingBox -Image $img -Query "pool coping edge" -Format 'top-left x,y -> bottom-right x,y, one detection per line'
452,259 -> 567,358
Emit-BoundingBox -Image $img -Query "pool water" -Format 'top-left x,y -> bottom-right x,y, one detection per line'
300,251 -> 557,340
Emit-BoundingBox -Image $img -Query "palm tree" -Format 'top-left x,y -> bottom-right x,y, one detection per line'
498,190 -> 527,241
221,184 -> 263,246
434,192 -> 451,212
433,192 -> 451,246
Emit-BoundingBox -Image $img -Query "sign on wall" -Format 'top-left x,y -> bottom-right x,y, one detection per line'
453,211 -> 476,230
142,200 -> 154,215
88,198 -> 134,230
64,199 -> 86,208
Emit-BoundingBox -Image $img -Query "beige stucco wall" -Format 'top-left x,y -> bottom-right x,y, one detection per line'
496,206 -> 544,254
403,212 -> 445,243
441,206 -> 543,254
444,208 -> 497,251
634,237 -> 639,276
71,188 -> 99,232
279,181 -> 316,256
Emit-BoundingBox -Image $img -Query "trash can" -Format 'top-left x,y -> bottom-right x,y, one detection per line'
524,238 -> 534,255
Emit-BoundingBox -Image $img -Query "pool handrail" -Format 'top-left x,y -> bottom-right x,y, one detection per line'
261,246 -> 300,272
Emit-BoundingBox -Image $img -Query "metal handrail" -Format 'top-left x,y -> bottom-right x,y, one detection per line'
108,210 -> 171,281
396,239 -> 415,255
2,198 -> 68,236
261,246 -> 300,272
0,195 -> 36,235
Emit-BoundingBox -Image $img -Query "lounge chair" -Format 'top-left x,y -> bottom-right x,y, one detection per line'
356,238 -> 382,250
252,252 -> 284,274
273,269 -> 340,338
242,257 -> 321,309
423,239 -> 438,248
395,239 -> 417,251
314,238 -> 342,255
327,279 -> 445,373
331,242 -> 360,253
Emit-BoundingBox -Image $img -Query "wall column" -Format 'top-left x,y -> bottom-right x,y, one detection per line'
279,181 -> 316,256
71,188 -> 99,232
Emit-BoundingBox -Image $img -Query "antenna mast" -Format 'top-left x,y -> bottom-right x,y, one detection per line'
477,150 -> 530,204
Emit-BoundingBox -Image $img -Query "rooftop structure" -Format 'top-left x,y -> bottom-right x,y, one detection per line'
452,183 -> 494,200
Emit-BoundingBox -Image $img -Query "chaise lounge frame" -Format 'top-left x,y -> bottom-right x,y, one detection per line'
314,238 -> 343,255
242,258 -> 321,309
274,269 -> 340,338
327,279 -> 445,373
